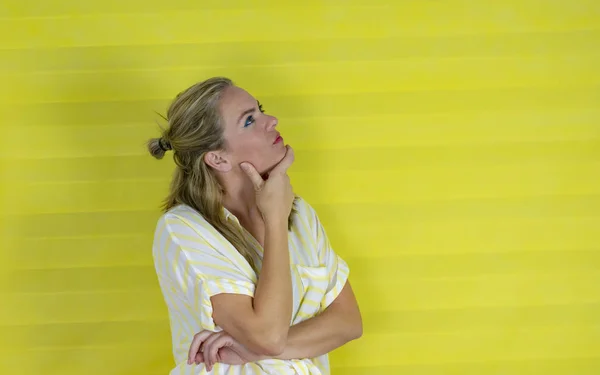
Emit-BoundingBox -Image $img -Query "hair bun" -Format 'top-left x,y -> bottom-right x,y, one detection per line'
158,137 -> 172,152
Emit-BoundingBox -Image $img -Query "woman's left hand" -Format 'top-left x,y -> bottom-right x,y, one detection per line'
188,330 -> 264,371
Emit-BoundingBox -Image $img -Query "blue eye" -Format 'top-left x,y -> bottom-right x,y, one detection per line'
244,115 -> 255,127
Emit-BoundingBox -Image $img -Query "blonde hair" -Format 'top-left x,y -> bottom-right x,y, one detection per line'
148,77 -> 294,271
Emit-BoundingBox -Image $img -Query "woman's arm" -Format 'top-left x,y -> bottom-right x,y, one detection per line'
274,280 -> 362,360
194,280 -> 362,366
209,153 -> 297,357
210,218 -> 293,356
272,200 -> 363,359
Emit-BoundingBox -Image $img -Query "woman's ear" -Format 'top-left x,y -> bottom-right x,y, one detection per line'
203,151 -> 232,172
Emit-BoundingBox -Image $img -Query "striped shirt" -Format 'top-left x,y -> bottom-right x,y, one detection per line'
152,196 -> 350,375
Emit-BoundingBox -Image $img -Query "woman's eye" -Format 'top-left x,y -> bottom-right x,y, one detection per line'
244,115 -> 255,127
259,104 -> 264,113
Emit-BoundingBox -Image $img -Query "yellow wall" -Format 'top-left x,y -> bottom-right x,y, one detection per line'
1,1 -> 600,374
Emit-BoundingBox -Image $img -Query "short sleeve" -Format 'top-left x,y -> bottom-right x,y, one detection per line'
163,213 -> 256,301
309,204 -> 350,309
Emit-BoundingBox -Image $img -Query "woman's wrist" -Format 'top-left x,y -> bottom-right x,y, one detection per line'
263,215 -> 289,232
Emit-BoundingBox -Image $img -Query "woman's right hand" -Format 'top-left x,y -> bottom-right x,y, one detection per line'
240,145 -> 295,225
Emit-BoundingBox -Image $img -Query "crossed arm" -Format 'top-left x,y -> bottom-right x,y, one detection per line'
188,279 -> 362,368
273,280 -> 362,360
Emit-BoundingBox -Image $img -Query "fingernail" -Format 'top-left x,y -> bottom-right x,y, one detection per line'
240,163 -> 248,171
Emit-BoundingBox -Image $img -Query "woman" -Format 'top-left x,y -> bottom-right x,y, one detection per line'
148,77 -> 362,374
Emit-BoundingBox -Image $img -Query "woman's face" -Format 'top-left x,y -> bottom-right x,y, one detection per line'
212,85 -> 286,175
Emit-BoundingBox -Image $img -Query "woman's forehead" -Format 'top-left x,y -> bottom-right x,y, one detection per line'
220,86 -> 258,122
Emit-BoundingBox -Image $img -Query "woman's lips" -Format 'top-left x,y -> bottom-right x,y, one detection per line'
274,135 -> 283,144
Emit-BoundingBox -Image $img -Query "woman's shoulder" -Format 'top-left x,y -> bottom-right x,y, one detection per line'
162,203 -> 202,220
154,204 -> 243,260
293,195 -> 317,217
155,204 -> 219,240
293,195 -> 325,228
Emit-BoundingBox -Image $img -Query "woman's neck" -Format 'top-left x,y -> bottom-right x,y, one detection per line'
219,169 -> 262,224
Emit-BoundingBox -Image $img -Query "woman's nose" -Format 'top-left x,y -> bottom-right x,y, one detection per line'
266,115 -> 278,130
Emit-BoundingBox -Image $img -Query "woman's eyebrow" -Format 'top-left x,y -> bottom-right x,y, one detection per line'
237,107 -> 255,123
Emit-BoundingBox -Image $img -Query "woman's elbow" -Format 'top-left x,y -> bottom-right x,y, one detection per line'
351,321 -> 363,340
355,321 -> 364,339
253,331 -> 287,356
260,339 -> 286,357
346,314 -> 363,341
